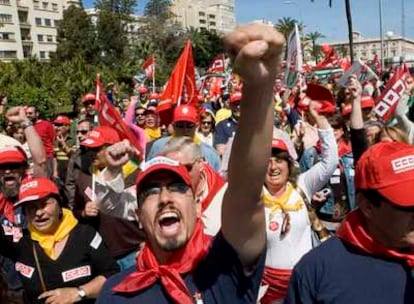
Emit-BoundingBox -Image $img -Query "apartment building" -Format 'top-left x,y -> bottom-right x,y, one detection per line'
329,31 -> 414,63
0,0 -> 79,61
170,0 -> 236,33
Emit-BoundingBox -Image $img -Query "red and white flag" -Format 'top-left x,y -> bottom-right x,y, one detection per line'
158,40 -> 198,124
374,65 -> 411,122
95,76 -> 144,160
208,54 -> 225,73
142,55 -> 155,78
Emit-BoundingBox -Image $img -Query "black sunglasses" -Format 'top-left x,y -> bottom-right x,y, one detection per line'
54,124 -> 64,127
76,130 -> 89,135
201,121 -> 212,126
0,162 -> 26,171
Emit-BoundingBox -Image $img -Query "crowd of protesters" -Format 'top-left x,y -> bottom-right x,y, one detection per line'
0,23 -> 413,304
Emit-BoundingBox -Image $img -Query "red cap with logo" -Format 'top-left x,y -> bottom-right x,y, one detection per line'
271,129 -> 298,160
173,105 -> 198,124
0,146 -> 27,165
82,93 -> 96,103
355,141 -> 414,207
15,177 -> 59,207
53,115 -> 71,125
80,126 -> 120,148
229,92 -> 242,103
136,156 -> 193,197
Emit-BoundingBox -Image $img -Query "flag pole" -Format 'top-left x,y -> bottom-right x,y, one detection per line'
92,74 -> 100,202
152,55 -> 156,93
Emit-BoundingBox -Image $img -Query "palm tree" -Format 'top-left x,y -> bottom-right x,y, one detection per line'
310,0 -> 354,63
305,31 -> 325,63
275,17 -> 304,60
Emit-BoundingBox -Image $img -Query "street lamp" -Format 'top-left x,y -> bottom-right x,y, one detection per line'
386,31 -> 394,65
379,0 -> 384,68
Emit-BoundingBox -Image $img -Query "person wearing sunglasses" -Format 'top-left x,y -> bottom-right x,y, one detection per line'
97,23 -> 284,303
196,109 -> 215,147
64,126 -> 145,271
81,93 -> 97,126
146,104 -> 221,171
286,142 -> 414,304
53,115 -> 75,186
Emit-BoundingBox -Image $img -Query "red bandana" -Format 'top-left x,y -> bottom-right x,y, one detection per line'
337,210 -> 414,267
0,194 -> 15,224
113,220 -> 212,303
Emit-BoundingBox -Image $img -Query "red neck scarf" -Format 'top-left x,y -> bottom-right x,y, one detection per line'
0,194 -> 15,224
113,220 -> 212,303
337,210 -> 414,267
201,164 -> 225,211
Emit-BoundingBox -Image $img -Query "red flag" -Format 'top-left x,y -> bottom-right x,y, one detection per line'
374,65 -> 411,122
208,54 -> 225,73
158,40 -> 198,124
142,55 -> 155,78
95,76 -> 143,160
316,44 -> 340,69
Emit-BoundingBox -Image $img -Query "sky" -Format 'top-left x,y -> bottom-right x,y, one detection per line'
83,0 -> 414,43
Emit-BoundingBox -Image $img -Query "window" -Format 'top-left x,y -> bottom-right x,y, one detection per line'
37,34 -> 43,42
33,0 -> 39,8
199,19 -> 206,24
198,12 -> 205,17
0,50 -> 17,59
52,2 -> 57,10
35,17 -> 41,26
0,0 -> 11,5
0,14 -> 12,23
44,18 -> 51,26
208,14 -> 215,19
0,32 -> 14,40
46,35 -> 53,42
39,51 -> 46,59
209,21 -> 216,26
42,1 -> 48,9
54,19 -> 60,27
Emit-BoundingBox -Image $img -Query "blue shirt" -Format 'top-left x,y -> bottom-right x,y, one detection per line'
214,117 -> 238,146
284,237 -> 414,304
97,232 -> 265,304
146,136 -> 221,171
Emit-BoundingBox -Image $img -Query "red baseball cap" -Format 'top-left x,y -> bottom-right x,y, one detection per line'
15,177 -> 59,207
81,126 -> 121,148
271,129 -> 298,160
0,146 -> 27,165
173,105 -> 198,124
82,93 -> 96,103
136,156 -> 193,197
139,87 -> 148,94
342,96 -> 375,116
53,115 -> 71,125
272,139 -> 288,151
355,142 -> 414,207
229,92 -> 242,103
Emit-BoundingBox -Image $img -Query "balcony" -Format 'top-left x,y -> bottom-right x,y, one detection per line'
19,20 -> 31,28
0,0 -> 11,5
21,36 -> 32,45
17,0 -> 29,10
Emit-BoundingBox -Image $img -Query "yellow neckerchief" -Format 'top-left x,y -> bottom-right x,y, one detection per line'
263,183 -> 303,217
144,127 -> 161,142
29,208 -> 78,260
172,133 -> 201,145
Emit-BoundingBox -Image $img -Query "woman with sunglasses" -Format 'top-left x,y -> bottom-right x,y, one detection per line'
0,177 -> 119,303
196,109 -> 215,147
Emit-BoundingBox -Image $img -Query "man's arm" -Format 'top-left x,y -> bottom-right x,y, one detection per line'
221,24 -> 284,267
6,106 -> 47,177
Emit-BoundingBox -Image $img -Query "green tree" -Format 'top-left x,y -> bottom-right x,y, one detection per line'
144,0 -> 173,21
305,31 -> 325,63
53,5 -> 98,63
274,17 -> 304,60
95,0 -> 138,66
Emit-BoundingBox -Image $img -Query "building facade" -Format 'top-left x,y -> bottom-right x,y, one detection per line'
329,31 -> 414,64
170,0 -> 236,33
0,0 -> 78,61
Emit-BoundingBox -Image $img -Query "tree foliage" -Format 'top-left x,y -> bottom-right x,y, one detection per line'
305,31 -> 325,63
53,5 -> 98,63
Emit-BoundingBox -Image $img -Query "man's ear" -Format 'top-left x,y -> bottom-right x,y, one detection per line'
195,197 -> 202,218
357,192 -> 375,220
134,208 -> 143,229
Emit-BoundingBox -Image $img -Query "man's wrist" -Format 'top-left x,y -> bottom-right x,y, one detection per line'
20,120 -> 33,129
